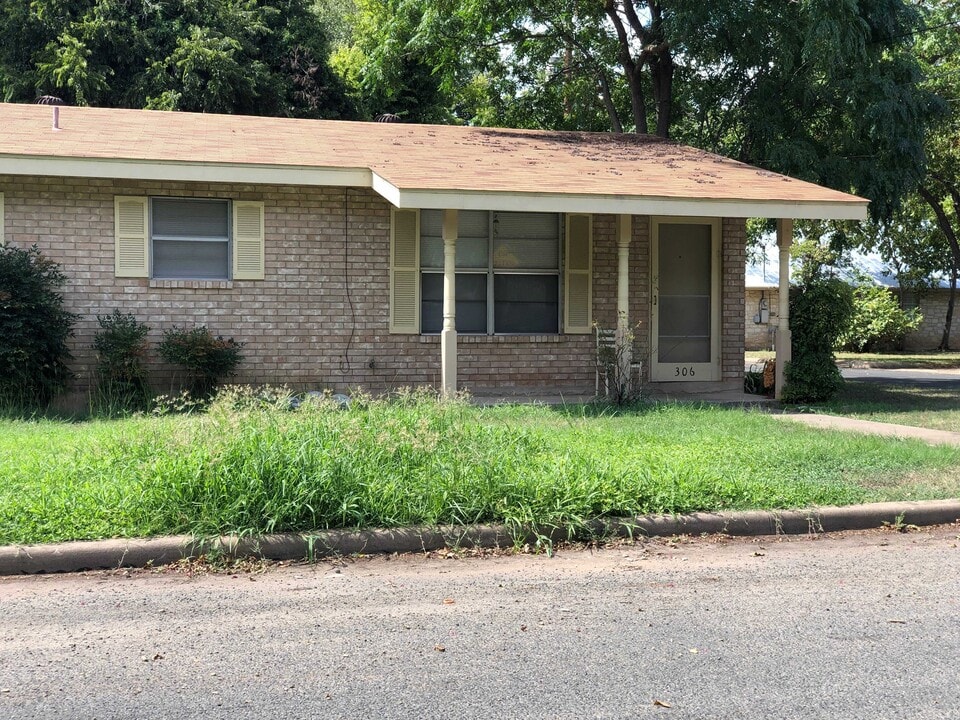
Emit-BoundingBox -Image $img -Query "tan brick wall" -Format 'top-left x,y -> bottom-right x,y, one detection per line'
745,287 -> 779,351
903,289 -> 956,351
0,175 -> 747,395
721,218 -> 746,380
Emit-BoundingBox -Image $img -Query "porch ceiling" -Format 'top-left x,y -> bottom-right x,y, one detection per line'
0,103 -> 867,220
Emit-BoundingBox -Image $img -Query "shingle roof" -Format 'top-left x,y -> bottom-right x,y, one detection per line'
0,103 -> 868,219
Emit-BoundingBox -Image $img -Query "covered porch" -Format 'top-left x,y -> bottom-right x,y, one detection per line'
423,210 -> 832,402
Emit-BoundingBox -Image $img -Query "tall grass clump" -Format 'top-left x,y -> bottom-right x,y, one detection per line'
143,388 -> 552,536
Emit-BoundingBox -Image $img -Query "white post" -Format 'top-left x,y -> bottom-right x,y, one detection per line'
775,218 -> 793,400
616,215 -> 632,392
441,209 -> 458,398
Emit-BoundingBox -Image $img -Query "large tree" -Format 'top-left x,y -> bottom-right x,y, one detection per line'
343,0 -> 938,220
913,0 -> 960,328
0,0 -> 353,117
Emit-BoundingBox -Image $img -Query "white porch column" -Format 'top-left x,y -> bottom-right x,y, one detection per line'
775,218 -> 793,400
616,215 -> 632,389
440,209 -> 458,398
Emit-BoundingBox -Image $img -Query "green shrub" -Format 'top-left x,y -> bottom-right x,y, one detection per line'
837,282 -> 922,352
158,325 -> 244,397
0,244 -> 78,408
92,311 -> 151,412
783,277 -> 853,403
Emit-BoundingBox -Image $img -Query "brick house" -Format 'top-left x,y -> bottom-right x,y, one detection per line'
745,247 -> 956,353
0,104 -> 867,400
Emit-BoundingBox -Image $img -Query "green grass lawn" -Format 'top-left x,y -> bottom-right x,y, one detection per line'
808,381 -> 960,433
2,395 -> 959,546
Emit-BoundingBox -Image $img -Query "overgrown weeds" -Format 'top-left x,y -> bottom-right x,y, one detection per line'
1,389 -> 959,546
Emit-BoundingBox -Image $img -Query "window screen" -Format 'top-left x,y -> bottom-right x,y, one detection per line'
493,212 -> 560,269
657,223 -> 712,363
421,273 -> 488,334
420,210 -> 489,269
152,198 -> 230,279
419,210 -> 560,334
494,275 -> 559,333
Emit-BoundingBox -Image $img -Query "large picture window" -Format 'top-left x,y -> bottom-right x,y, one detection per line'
419,210 -> 560,334
151,198 -> 231,280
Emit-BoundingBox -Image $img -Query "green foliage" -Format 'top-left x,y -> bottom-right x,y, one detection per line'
674,0 -> 940,221
329,0 -> 455,122
158,325 -> 244,397
343,0 -> 938,218
0,0 -> 353,118
6,394 -> 960,545
92,310 -> 150,412
838,281 -> 923,352
0,244 -> 77,408
783,277 -> 854,403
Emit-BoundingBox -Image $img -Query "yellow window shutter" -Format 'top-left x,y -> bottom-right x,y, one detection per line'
114,196 -> 149,277
233,201 -> 265,280
564,213 -> 593,333
390,208 -> 420,334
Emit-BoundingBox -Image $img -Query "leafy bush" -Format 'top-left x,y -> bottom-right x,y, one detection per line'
158,325 -> 244,396
0,244 -> 78,408
92,311 -> 151,412
837,282 -> 922,352
783,277 -> 853,403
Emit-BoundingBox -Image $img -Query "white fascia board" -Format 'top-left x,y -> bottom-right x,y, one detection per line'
0,155 -> 372,188
371,172 -> 402,206
381,187 -> 869,221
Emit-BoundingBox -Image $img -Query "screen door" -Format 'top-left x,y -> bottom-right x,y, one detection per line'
651,218 -> 720,381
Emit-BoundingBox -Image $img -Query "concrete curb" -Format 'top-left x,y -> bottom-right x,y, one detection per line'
2,499 -> 958,575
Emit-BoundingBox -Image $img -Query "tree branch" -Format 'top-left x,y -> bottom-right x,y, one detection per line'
917,184 -> 960,270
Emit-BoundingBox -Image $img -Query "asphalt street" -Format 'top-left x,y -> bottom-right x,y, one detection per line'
1,526 -> 958,720
839,367 -> 960,388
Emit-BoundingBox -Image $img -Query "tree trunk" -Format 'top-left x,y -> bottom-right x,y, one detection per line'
644,1 -> 672,137
651,49 -> 673,138
596,72 -> 624,133
631,68 -> 648,133
604,1 -> 647,133
940,265 -> 957,351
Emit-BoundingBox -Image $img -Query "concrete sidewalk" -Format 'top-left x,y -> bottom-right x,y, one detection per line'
772,412 -> 960,446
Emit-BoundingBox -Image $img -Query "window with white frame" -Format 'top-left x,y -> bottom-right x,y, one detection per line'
419,210 -> 561,334
151,198 -> 231,280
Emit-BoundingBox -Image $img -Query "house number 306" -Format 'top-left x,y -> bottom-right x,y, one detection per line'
675,366 -> 695,377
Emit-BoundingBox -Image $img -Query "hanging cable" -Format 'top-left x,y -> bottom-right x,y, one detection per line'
339,188 -> 356,375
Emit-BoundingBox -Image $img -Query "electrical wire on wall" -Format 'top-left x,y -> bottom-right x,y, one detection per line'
339,187 -> 357,375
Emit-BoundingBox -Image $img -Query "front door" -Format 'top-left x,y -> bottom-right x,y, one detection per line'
651,218 -> 720,382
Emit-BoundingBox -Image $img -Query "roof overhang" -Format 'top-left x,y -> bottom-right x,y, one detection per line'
371,173 -> 869,220
1,153 -> 870,221
0,154 -> 371,189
